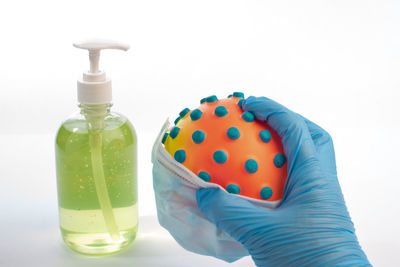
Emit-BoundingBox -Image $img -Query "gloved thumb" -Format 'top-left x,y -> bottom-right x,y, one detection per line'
196,187 -> 276,246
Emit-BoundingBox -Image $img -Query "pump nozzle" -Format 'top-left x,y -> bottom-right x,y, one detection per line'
73,39 -> 130,73
74,39 -> 129,105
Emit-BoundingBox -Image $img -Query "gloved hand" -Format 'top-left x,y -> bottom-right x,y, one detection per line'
196,96 -> 371,266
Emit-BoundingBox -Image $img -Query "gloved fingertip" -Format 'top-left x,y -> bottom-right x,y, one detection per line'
242,96 -> 269,110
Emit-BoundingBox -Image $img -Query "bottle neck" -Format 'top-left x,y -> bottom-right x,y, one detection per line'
79,103 -> 113,132
79,103 -> 112,115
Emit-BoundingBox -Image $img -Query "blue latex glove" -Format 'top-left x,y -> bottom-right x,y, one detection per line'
196,96 -> 371,266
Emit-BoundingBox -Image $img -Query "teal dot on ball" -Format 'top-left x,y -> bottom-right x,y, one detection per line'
179,108 -> 190,118
245,159 -> 258,174
190,109 -> 203,121
206,95 -> 218,103
237,99 -> 244,109
192,130 -> 205,144
260,187 -> 273,200
226,127 -> 240,140
174,149 -> 186,163
170,126 -> 180,139
162,132 -> 168,144
273,153 -> 286,168
200,98 -> 207,104
226,184 -> 240,194
259,129 -> 271,143
174,116 -> 181,125
213,150 -> 228,164
198,171 -> 211,182
215,106 -> 228,117
233,92 -> 244,98
242,111 -> 254,122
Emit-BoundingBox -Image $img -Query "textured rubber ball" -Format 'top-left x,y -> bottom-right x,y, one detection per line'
206,95 -> 218,103
259,129 -> 271,143
174,116 -> 181,125
233,92 -> 244,98
174,149 -> 186,163
190,109 -> 203,121
162,132 -> 168,144
237,99 -> 244,109
215,106 -> 228,117
213,150 -> 228,164
226,127 -> 240,140
192,130 -> 205,144
260,187 -> 273,200
245,159 -> 258,174
242,111 -> 255,122
200,98 -> 207,104
179,108 -> 190,118
226,184 -> 240,194
170,127 -> 180,139
198,171 -> 211,182
273,153 -> 286,168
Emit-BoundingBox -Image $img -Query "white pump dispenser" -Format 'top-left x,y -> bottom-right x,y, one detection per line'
56,40 -> 138,254
73,39 -> 130,104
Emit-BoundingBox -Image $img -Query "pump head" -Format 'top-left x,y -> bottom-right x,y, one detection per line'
74,39 -> 130,105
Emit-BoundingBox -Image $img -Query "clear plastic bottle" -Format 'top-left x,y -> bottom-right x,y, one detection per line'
55,40 -> 137,255
56,104 -> 137,255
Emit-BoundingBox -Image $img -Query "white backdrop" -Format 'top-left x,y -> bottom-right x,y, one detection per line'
0,1 -> 399,266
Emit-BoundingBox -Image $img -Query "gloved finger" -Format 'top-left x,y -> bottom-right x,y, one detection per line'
242,96 -> 336,206
301,116 -> 337,175
242,96 -> 317,177
301,116 -> 332,147
196,187 -> 276,246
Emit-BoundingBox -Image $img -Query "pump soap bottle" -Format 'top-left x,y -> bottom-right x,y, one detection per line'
55,40 -> 138,255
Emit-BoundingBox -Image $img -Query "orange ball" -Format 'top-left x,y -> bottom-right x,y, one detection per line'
163,94 -> 287,201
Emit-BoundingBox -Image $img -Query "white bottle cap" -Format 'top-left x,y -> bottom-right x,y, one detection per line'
73,39 -> 130,105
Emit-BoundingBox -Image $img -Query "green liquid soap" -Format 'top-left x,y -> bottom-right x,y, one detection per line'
55,108 -> 138,255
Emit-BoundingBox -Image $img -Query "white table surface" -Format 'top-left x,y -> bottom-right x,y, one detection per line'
0,133 -> 254,267
1,130 -> 399,266
0,213 -> 254,267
